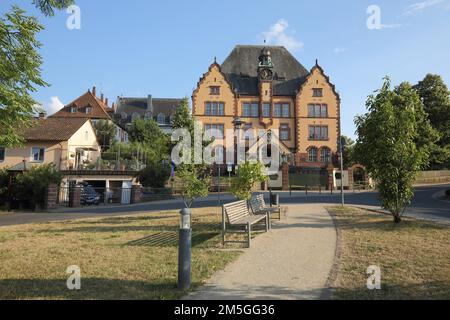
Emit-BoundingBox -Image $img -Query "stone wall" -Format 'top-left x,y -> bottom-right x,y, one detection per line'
415,170 -> 450,184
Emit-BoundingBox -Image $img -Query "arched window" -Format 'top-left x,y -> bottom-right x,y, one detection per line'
320,147 -> 331,163
308,147 -> 318,162
157,113 -> 166,124
144,112 -> 152,119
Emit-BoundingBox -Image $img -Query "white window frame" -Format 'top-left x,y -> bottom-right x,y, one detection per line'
31,147 -> 45,163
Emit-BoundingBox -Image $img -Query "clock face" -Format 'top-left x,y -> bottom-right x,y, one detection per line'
260,68 -> 273,80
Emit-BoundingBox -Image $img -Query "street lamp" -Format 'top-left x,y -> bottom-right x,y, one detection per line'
178,208 -> 191,290
232,117 -> 244,169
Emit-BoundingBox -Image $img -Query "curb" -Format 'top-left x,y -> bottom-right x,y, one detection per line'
320,206 -> 342,300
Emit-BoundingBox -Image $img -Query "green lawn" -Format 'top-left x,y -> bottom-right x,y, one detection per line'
0,207 -> 245,300
327,206 -> 450,300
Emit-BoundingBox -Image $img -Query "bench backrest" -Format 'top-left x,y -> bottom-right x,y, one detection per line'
223,200 -> 250,224
249,195 -> 264,213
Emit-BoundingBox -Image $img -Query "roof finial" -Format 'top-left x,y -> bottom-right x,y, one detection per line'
214,56 -> 217,64
315,59 -> 319,66
264,39 -> 266,44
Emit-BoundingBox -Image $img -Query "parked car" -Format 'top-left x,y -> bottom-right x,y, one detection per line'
77,183 -> 101,206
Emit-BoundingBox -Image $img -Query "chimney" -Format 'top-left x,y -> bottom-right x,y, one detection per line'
105,98 -> 109,106
92,86 -> 96,96
112,102 -> 115,111
147,94 -> 153,113
38,112 -> 46,119
101,93 -> 104,102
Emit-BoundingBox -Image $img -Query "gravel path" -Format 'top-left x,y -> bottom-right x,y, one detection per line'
186,204 -> 337,300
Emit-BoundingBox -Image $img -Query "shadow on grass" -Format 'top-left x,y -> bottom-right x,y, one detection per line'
126,232 -> 219,248
327,207 -> 448,232
333,281 -> 450,300
0,278 -> 196,300
36,222 -> 222,234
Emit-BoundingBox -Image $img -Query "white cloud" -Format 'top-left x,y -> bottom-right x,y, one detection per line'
333,47 -> 348,54
402,0 -> 445,16
261,19 -> 304,51
40,96 -> 65,116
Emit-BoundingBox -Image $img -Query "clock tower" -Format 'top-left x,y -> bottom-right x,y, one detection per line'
258,47 -> 274,80
258,47 -> 274,128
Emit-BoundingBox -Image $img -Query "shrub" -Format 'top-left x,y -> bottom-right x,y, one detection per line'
0,168 -> 10,206
13,164 -> 62,210
230,161 -> 267,200
137,162 -> 171,188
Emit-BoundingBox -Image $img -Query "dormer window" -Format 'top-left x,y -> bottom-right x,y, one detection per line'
210,86 -> 220,95
70,107 -> 77,113
85,107 -> 92,114
313,88 -> 323,97
157,113 -> 166,124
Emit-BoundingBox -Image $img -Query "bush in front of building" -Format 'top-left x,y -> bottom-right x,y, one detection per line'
0,168 -> 9,207
12,164 -> 62,210
137,162 -> 171,188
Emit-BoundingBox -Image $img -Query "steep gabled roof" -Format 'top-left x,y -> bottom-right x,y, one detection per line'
20,117 -> 89,141
49,91 -> 113,120
115,97 -> 183,117
220,45 -> 310,96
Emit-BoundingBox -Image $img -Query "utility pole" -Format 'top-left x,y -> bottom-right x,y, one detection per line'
340,134 -> 345,207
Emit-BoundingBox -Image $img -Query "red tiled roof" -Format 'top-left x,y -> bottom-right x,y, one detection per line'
49,91 -> 112,120
21,118 -> 89,141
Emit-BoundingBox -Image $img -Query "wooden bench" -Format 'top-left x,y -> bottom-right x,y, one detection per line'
249,194 -> 281,222
222,200 -> 270,248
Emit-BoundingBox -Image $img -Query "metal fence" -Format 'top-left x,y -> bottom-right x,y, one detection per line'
58,186 -> 133,207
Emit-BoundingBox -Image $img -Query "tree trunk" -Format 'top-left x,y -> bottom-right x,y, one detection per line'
394,215 -> 402,223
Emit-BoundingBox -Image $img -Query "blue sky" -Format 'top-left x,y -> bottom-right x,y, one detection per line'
1,0 -> 450,138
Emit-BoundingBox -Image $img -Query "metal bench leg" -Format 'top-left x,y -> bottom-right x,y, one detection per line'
266,213 -> 270,231
222,207 -> 226,246
247,222 -> 251,248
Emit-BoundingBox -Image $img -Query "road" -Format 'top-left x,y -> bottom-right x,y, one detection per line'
0,184 -> 448,227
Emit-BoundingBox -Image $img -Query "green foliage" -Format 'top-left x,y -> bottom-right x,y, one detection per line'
341,135 -> 356,168
171,97 -> 194,133
414,74 -> 450,168
176,165 -> 209,208
94,120 -> 116,150
137,162 -> 171,188
127,118 -> 169,162
354,78 -> 432,223
230,161 -> 267,200
0,2 -> 75,147
0,6 -> 47,147
13,164 -> 62,210
32,0 -> 75,16
0,168 -> 10,205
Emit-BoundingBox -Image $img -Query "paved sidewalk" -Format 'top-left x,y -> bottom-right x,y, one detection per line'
186,204 -> 337,300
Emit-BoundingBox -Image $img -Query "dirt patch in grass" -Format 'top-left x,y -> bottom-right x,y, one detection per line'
0,207 -> 251,300
326,206 -> 450,300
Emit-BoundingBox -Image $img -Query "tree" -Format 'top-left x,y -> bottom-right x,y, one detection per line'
341,135 -> 355,169
354,78 -> 433,223
230,161 -> 267,200
414,74 -> 450,168
176,165 -> 209,208
94,120 -> 117,151
0,1 -> 74,147
172,97 -> 194,133
128,118 -> 169,162
32,0 -> 75,17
